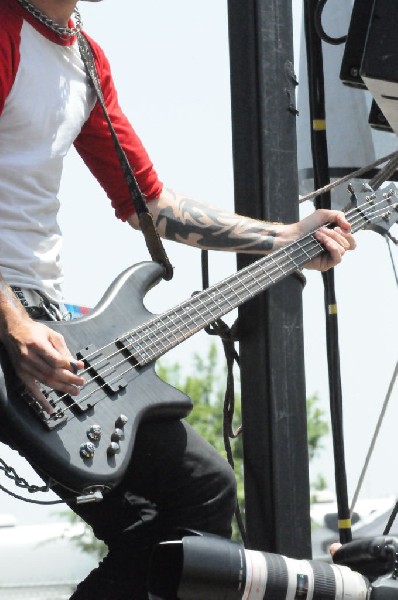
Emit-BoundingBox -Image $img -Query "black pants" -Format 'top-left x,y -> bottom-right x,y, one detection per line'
56,418 -> 236,599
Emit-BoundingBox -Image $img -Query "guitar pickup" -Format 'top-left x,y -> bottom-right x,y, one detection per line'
76,343 -> 128,410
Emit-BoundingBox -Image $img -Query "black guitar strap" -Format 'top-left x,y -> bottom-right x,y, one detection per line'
77,33 -> 173,281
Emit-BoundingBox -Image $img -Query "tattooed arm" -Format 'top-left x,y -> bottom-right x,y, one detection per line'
142,188 -> 279,253
0,274 -> 84,411
128,187 -> 355,272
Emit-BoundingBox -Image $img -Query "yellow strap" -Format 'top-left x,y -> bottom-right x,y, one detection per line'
313,119 -> 326,131
328,304 -> 338,315
338,519 -> 352,529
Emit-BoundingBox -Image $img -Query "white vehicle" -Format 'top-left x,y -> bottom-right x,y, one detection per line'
0,515 -> 98,600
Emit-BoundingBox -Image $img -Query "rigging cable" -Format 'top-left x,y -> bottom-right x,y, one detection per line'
201,249 -> 248,547
350,362 -> 398,516
313,0 -> 347,46
350,234 -> 398,523
303,0 -> 352,544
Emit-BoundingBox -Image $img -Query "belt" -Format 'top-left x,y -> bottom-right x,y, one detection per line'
11,286 -> 70,321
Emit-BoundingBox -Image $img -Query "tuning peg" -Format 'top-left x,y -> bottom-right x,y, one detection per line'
347,183 -> 358,208
383,189 -> 396,202
387,232 -> 398,245
360,182 -> 374,194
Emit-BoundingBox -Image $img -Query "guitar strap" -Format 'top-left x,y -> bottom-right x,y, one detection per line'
77,33 -> 174,281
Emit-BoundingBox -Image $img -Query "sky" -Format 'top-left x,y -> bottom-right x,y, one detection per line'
0,0 -> 397,535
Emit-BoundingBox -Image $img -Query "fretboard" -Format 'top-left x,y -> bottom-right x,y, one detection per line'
119,201 -> 381,366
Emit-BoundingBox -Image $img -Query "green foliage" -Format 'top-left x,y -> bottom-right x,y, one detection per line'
55,510 -> 108,559
157,342 -> 242,458
306,393 -> 330,462
158,341 -> 244,541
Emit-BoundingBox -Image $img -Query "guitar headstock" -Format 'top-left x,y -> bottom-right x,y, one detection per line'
344,184 -> 398,239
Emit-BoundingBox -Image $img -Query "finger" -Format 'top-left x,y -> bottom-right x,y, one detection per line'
31,334 -> 85,382
315,229 -> 345,262
44,378 -> 83,397
37,336 -> 83,373
69,361 -> 79,375
334,227 -> 357,250
330,542 -> 342,558
19,350 -> 85,388
334,212 -> 352,232
20,375 -> 54,414
69,359 -> 85,374
321,227 -> 352,250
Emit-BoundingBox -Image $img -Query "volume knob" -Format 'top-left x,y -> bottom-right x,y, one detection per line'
107,441 -> 120,456
115,414 -> 128,428
80,442 -> 95,460
87,424 -> 102,441
111,428 -> 124,442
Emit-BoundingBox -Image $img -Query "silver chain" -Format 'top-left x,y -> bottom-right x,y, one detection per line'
0,457 -> 48,493
15,0 -> 82,40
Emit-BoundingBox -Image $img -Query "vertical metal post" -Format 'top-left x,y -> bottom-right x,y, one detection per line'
227,0 -> 312,558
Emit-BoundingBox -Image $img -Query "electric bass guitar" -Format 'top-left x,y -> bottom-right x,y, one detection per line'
0,189 -> 397,495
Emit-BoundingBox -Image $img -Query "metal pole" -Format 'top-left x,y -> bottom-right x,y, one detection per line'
227,0 -> 312,558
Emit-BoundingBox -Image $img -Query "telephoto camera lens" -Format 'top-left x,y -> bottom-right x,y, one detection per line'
148,534 -> 369,599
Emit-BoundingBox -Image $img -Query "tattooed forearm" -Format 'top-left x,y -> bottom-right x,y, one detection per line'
155,193 -> 277,253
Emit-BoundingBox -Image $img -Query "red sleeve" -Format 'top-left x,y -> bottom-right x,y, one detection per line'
74,34 -> 163,221
0,3 -> 22,116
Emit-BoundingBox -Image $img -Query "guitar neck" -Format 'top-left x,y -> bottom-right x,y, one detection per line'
123,203 -> 374,366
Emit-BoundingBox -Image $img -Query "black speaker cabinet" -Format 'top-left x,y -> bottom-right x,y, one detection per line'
340,0 -> 375,89
361,0 -> 398,134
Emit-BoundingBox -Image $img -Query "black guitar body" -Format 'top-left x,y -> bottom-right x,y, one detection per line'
0,262 -> 193,495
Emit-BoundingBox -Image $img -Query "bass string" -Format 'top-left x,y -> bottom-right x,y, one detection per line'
47,200 -> 394,420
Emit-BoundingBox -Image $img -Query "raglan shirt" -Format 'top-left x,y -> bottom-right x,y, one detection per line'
0,0 -> 163,302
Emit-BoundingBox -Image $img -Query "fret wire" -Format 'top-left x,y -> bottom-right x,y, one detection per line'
141,321 -> 169,353
268,254 -> 288,274
222,279 -> 246,307
192,288 -> 224,319
141,321 -> 169,357
214,277 -> 247,309
247,261 -> 275,289
179,298 -> 206,330
220,269 -> 258,306
281,246 -> 301,270
232,276 -> 256,300
138,299 -> 215,361
293,238 -> 312,261
138,284 -> 238,362
159,313 -> 182,345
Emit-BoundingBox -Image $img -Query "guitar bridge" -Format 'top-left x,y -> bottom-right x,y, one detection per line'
21,387 -> 69,431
